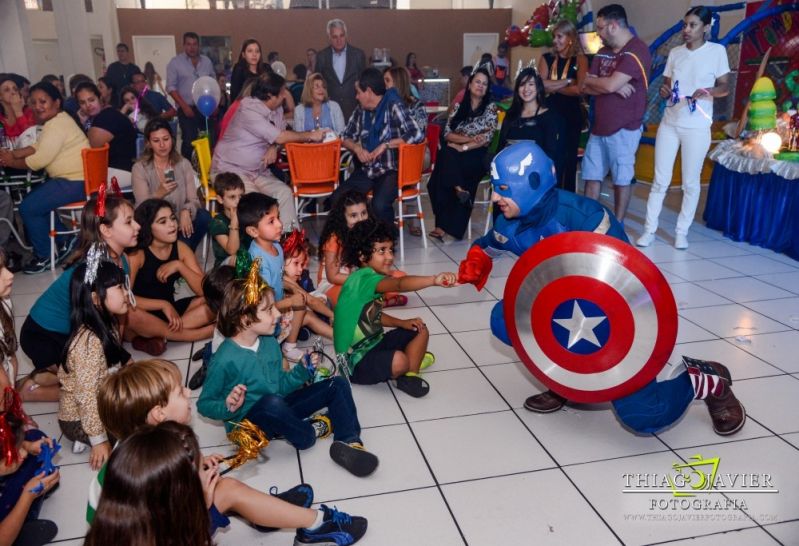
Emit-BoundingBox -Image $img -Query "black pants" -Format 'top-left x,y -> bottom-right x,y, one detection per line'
333,169 -> 398,227
177,106 -> 216,160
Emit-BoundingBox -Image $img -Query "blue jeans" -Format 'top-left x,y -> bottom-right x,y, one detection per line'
334,169 -> 398,227
19,178 -> 85,258
244,376 -> 362,449
612,372 -> 695,434
491,299 -> 695,434
179,207 -> 212,250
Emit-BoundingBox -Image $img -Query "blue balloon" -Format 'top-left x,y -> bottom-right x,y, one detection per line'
196,94 -> 217,117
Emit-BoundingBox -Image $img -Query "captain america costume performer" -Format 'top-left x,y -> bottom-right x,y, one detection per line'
457,141 -> 745,436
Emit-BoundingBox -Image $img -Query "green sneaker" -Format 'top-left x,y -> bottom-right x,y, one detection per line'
420,352 -> 436,370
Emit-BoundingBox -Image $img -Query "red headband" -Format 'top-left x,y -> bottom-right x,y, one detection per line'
0,387 -> 25,466
281,228 -> 307,259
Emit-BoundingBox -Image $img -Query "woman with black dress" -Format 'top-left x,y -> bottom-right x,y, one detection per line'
230,39 -> 268,101
427,68 -> 498,241
537,19 -> 587,192
498,68 -> 566,182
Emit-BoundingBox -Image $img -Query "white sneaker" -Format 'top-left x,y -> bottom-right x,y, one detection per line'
675,234 -> 689,250
636,232 -> 655,247
72,440 -> 89,454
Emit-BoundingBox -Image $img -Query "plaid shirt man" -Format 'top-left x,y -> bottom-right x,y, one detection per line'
342,99 -> 424,179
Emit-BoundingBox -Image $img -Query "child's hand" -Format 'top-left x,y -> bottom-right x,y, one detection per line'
25,469 -> 60,498
161,302 -> 183,331
199,457 -> 220,508
90,441 -> 111,471
433,272 -> 458,287
203,453 -> 225,467
22,436 -> 53,457
288,292 -> 307,310
226,384 -> 247,413
156,260 -> 182,283
402,317 -> 427,332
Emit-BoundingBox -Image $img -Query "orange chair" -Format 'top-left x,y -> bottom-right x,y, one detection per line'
396,141 -> 428,263
424,123 -> 441,177
49,144 -> 110,270
285,140 -> 341,225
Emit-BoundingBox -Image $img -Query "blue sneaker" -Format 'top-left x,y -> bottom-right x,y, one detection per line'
294,505 -> 367,546
253,483 -> 315,533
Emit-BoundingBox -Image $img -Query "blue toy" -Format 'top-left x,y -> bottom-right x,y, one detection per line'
29,438 -> 61,494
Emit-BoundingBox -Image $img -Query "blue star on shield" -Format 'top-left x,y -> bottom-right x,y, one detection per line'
551,299 -> 610,355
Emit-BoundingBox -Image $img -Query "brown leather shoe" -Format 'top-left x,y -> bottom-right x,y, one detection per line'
705,384 -> 746,436
132,336 -> 167,357
523,390 -> 567,413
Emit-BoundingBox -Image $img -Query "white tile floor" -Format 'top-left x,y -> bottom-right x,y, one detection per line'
11,188 -> 799,545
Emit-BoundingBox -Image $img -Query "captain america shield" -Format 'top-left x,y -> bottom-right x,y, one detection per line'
504,232 -> 677,403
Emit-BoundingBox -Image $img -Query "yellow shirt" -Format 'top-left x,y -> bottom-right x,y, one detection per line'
25,112 -> 88,181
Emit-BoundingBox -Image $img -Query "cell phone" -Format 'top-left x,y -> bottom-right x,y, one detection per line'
164,168 -> 176,183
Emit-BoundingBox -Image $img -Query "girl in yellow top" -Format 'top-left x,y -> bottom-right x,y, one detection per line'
0,81 -> 89,273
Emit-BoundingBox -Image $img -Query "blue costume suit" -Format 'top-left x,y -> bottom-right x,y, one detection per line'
472,142 -> 694,434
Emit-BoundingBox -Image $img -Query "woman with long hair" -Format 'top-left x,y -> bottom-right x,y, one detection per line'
292,72 -> 345,134
638,6 -> 729,250
230,38 -> 268,101
119,85 -> 160,134
0,75 -> 36,140
131,119 -> 209,250
537,19 -> 588,192
405,52 -> 424,84
384,66 -> 427,130
143,62 -> 167,96
427,68 -> 497,240
498,67 -> 566,182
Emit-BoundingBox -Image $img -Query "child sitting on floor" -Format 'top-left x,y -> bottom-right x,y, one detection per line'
197,262 -> 379,477
318,190 -> 409,308
90,359 -> 368,544
334,219 -> 458,398
238,192 -> 310,362
208,172 -> 247,267
282,229 -> 334,339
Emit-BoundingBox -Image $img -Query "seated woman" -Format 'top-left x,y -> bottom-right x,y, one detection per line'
126,199 -> 215,355
497,67 -> 566,182
119,85 -> 160,134
0,75 -> 36,142
292,72 -> 345,134
0,82 -> 89,273
427,68 -> 497,241
75,81 -> 137,189
384,67 -> 427,132
131,119 -> 209,250
212,73 -> 328,232
96,77 -> 118,109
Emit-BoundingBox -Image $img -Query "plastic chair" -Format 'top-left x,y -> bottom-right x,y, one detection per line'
191,136 -> 215,214
285,140 -> 341,225
49,144 -> 109,270
424,124 -> 441,178
396,141 -> 428,263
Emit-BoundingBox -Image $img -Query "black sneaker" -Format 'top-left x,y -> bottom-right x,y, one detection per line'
15,519 -> 58,546
253,483 -> 315,533
22,255 -> 51,275
310,414 -> 332,439
188,342 -> 212,390
294,504 -> 368,546
55,235 -> 77,265
271,483 -> 314,508
329,441 -> 378,477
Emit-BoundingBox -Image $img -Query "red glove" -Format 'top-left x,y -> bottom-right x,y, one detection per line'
458,246 -> 492,291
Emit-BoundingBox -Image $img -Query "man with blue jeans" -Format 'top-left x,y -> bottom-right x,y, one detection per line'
581,4 -> 651,223
334,68 -> 424,227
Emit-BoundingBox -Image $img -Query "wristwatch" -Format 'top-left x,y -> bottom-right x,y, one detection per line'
462,144 -> 469,151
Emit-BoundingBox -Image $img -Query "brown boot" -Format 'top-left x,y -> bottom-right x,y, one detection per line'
132,336 -> 167,356
705,384 -> 746,436
523,390 -> 567,413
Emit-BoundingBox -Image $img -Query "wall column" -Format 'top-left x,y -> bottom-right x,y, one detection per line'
0,0 -> 35,77
52,0 -> 96,78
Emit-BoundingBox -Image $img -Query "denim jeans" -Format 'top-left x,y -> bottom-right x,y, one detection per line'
334,169 -> 398,227
19,178 -> 85,258
244,376 -> 361,449
612,371 -> 695,434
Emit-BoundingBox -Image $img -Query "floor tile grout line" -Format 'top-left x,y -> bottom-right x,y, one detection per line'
385,380 -> 470,546
642,525 -> 781,546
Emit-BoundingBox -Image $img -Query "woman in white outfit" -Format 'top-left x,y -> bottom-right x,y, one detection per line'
637,6 -> 729,250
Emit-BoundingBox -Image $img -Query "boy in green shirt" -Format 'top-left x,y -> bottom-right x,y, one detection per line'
208,172 -> 248,266
333,219 -> 458,398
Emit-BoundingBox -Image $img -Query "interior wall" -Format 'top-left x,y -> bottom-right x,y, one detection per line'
117,8 -> 512,95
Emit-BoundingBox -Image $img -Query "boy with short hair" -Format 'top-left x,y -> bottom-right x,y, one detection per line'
208,172 -> 247,266
238,192 -> 310,361
334,219 -> 458,398
93,359 -> 369,545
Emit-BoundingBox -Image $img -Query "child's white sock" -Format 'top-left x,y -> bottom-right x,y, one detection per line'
72,440 -> 89,454
305,508 -> 326,530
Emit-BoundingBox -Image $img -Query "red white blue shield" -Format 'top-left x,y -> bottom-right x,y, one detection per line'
504,232 -> 677,403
